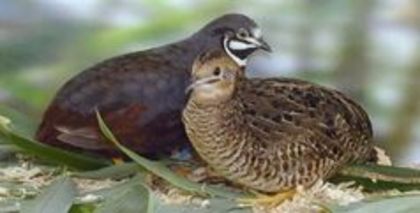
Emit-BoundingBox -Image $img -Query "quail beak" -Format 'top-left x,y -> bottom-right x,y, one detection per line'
258,38 -> 272,52
185,76 -> 220,94
242,37 -> 272,52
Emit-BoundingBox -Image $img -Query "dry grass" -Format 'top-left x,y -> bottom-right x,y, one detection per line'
1,148 -> 418,213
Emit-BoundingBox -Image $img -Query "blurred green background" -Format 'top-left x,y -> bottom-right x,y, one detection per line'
0,0 -> 419,165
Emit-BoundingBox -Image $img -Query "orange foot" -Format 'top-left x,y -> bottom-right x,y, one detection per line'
237,188 -> 296,207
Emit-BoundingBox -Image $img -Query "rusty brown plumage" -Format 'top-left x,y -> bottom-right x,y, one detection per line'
182,50 -> 376,193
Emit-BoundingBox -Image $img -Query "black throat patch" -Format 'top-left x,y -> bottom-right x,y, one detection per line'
230,47 -> 257,60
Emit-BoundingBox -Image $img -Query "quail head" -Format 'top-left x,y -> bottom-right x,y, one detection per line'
182,49 -> 377,194
36,14 -> 271,158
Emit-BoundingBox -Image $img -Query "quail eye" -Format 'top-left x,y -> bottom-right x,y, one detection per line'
237,28 -> 249,38
213,67 -> 221,76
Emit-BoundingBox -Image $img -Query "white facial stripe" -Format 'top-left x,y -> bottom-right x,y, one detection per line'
243,37 -> 261,46
222,28 -> 263,67
223,37 -> 246,67
229,40 -> 257,50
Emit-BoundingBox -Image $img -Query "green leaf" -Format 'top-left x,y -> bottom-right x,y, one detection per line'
0,199 -> 20,213
0,115 -> 111,170
0,105 -> 38,137
72,162 -> 143,180
342,164 -> 420,182
21,176 -> 78,213
155,197 -> 252,213
334,164 -> 420,191
94,175 -> 152,213
332,195 -> 420,213
96,110 -> 243,199
0,114 -> 12,135
69,203 -> 96,213
88,174 -> 146,198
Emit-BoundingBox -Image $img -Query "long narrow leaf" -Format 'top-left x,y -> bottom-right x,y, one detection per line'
21,176 -> 78,213
96,110 -> 243,199
342,164 -> 420,182
155,197 -> 252,213
0,105 -> 38,136
72,162 -> 143,180
334,164 -> 420,191
0,200 -> 20,213
0,115 -> 110,170
69,203 -> 96,213
94,177 -> 152,213
332,194 -> 420,213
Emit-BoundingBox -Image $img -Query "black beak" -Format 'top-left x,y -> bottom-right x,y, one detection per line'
258,38 -> 272,52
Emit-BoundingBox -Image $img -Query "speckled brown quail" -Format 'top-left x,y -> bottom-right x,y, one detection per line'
36,14 -> 271,158
182,49 -> 377,201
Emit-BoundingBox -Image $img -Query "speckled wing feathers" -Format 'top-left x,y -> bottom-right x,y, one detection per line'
228,77 -> 375,188
238,77 -> 373,164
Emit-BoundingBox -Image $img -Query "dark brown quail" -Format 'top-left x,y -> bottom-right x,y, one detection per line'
182,49 -> 377,204
36,14 -> 271,158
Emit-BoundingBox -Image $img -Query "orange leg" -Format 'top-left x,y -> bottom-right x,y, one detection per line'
237,188 -> 296,207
